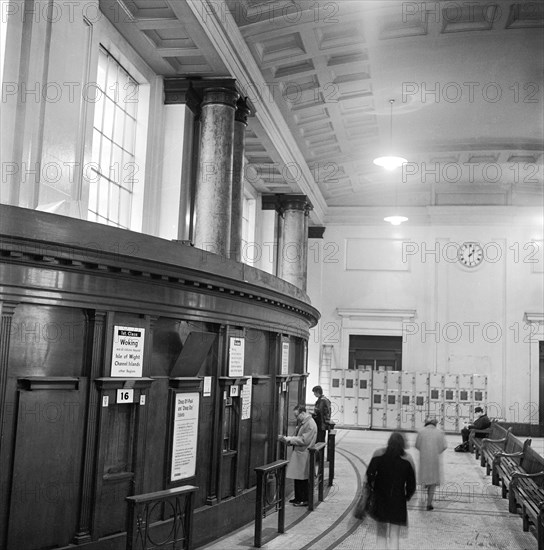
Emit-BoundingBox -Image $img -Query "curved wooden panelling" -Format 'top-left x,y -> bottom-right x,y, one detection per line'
0,205 -> 319,337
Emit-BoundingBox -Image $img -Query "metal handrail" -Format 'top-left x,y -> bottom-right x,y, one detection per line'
125,485 -> 198,550
254,459 -> 289,548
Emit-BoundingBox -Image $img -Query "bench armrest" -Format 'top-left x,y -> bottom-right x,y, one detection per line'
512,471 -> 544,480
496,451 -> 523,459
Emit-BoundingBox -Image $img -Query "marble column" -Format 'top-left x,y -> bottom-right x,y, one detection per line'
277,195 -> 313,291
193,87 -> 239,257
230,98 -> 251,263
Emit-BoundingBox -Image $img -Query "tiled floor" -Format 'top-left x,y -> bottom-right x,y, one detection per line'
199,429 -> 541,550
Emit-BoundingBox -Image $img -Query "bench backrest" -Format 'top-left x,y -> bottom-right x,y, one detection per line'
487,423 -> 509,440
504,431 -> 525,454
520,445 -> 544,484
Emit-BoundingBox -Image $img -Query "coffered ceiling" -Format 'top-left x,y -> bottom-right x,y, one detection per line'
100,0 -> 544,225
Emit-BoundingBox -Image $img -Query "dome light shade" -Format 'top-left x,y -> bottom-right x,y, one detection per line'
373,155 -> 408,170
384,215 -> 408,226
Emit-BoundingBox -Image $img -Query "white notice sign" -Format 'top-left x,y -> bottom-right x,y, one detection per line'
228,337 -> 245,377
241,377 -> 252,420
171,393 -> 199,482
281,342 -> 289,375
111,326 -> 145,377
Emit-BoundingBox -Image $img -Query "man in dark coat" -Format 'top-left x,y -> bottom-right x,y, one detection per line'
311,385 -> 331,443
458,406 -> 491,451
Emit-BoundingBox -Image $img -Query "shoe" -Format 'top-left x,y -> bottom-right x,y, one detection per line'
426,505 -> 434,511
289,498 -> 297,503
294,501 -> 308,507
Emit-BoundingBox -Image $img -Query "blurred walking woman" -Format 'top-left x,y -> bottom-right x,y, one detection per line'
366,432 -> 416,550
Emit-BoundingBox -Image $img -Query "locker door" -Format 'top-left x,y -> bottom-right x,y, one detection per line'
329,369 -> 344,425
342,370 -> 357,425
357,370 -> 372,427
443,374 -> 458,432
385,372 -> 401,430
400,372 -> 415,431
343,397 -> 357,426
458,374 -> 472,425
371,371 -> 386,428
472,375 -> 487,412
414,372 -> 429,430
429,373 -> 444,428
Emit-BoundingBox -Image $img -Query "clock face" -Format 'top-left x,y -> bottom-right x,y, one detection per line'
458,242 -> 484,267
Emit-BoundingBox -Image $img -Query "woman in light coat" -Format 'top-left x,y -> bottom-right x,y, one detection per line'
278,405 -> 317,506
415,417 -> 448,510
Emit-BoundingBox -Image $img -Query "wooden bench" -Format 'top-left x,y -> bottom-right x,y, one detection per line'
468,420 -> 504,459
492,437 -> 532,497
476,425 -> 512,472
508,445 -> 544,550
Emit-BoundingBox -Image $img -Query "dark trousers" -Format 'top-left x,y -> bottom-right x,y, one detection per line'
461,427 -> 470,442
294,479 -> 308,502
316,429 -> 327,443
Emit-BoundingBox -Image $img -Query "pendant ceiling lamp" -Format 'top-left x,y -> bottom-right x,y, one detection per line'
373,99 -> 407,171
384,180 -> 408,225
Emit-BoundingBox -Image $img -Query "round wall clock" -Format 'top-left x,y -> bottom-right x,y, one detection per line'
457,242 -> 484,268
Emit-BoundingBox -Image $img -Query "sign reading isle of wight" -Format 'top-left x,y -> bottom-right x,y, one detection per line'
111,326 -> 145,377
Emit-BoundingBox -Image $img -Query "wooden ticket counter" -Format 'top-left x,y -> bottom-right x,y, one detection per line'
0,205 -> 319,550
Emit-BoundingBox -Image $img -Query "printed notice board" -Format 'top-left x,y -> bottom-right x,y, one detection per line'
171,393 -> 199,481
241,377 -> 252,420
281,342 -> 289,375
228,337 -> 245,377
111,326 -> 145,377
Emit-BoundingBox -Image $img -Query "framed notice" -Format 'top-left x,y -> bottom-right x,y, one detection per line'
171,393 -> 199,482
281,342 -> 289,375
111,326 -> 145,377
228,337 -> 245,377
241,377 -> 252,420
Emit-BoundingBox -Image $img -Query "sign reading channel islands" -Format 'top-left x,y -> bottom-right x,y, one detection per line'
171,393 -> 199,481
111,326 -> 145,377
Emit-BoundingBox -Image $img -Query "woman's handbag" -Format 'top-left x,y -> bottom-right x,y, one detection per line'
352,481 -> 376,520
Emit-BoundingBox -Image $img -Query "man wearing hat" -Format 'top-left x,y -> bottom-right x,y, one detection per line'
457,407 -> 491,452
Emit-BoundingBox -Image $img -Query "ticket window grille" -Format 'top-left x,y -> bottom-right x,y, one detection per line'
222,396 -> 237,452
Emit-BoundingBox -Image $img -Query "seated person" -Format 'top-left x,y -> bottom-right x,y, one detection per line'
456,407 -> 491,452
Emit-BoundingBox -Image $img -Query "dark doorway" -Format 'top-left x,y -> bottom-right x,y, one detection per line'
348,335 -> 402,371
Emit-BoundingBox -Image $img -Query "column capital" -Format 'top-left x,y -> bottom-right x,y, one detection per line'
235,97 -> 253,124
278,194 -> 313,216
201,87 -> 239,109
164,78 -> 243,106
